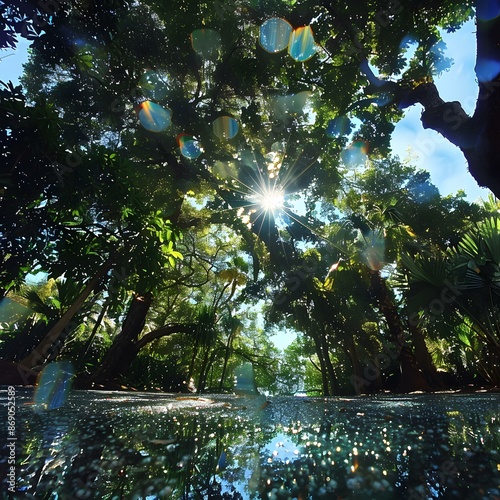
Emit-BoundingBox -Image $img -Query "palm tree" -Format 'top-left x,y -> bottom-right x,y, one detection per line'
401,217 -> 500,385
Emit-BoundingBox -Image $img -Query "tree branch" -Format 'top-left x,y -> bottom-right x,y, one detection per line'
135,323 -> 197,351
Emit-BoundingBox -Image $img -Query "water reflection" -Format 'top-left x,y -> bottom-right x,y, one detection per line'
1,390 -> 499,499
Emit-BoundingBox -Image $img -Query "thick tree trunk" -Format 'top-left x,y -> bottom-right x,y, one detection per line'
88,291 -> 153,385
399,7 -> 500,197
357,3 -> 500,197
86,319 -> 196,387
469,6 -> 500,197
18,258 -> 112,370
369,270 -> 431,392
403,79 -> 500,196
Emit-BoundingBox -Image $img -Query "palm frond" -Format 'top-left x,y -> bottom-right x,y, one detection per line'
56,278 -> 83,310
455,232 -> 480,261
479,217 -> 500,264
400,253 -> 448,287
20,289 -> 56,319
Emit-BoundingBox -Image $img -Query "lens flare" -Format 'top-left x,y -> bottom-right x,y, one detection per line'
138,70 -> 170,100
326,116 -> 351,138
361,231 -> 386,271
341,140 -> 370,169
138,101 -> 172,132
234,362 -> 258,395
288,26 -> 317,62
191,29 -> 222,59
475,57 -> 500,83
273,91 -> 311,121
178,133 -> 203,159
259,17 -> 293,53
477,0 -> 500,21
34,361 -> 74,411
213,116 -> 239,139
213,160 -> 239,180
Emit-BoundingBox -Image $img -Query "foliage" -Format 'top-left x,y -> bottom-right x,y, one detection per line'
1,0 -> 499,392
401,217 -> 500,384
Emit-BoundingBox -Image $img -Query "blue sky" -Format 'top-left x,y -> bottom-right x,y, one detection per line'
0,37 -> 30,84
390,20 -> 491,202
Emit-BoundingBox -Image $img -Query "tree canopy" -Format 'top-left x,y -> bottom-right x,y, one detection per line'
1,0 -> 499,394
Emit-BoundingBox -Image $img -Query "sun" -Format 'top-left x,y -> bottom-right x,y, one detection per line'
253,186 -> 284,213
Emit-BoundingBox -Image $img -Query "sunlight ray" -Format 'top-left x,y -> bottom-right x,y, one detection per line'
276,155 -> 318,193
281,206 -> 348,255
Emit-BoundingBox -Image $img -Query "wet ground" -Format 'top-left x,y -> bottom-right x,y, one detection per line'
1,388 -> 499,499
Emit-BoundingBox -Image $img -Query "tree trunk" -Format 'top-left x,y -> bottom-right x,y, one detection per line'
369,269 -> 431,392
369,270 -> 405,347
355,3 -> 500,197
313,332 -> 338,396
321,329 -> 339,395
88,291 -> 152,385
187,326 -> 203,383
134,323 -> 197,351
198,348 -> 219,393
219,329 -> 235,391
311,331 -> 330,396
197,347 -> 212,393
78,299 -> 110,369
18,258 -> 112,370
397,8 -> 500,198
343,336 -> 365,394
469,7 -> 500,197
409,322 -> 443,388
85,320 -> 196,387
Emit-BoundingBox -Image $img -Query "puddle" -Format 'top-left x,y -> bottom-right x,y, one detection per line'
1,389 -> 499,499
